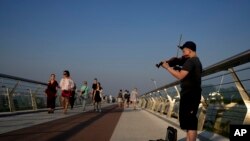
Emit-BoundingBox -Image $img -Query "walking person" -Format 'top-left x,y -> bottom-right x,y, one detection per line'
59,70 -> 75,114
130,88 -> 138,110
93,82 -> 102,112
91,78 -> 98,105
161,41 -> 202,141
109,95 -> 113,103
117,89 -> 123,108
80,81 -> 90,111
124,90 -> 130,108
69,83 -> 77,109
99,84 -> 104,102
45,74 -> 59,113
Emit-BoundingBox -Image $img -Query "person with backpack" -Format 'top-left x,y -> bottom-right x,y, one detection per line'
69,83 -> 77,109
80,81 -> 90,111
124,90 -> 130,108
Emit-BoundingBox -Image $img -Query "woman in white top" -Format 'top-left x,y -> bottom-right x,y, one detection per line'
130,88 -> 139,110
59,70 -> 75,114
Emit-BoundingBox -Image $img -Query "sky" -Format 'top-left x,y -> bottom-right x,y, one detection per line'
0,0 -> 250,96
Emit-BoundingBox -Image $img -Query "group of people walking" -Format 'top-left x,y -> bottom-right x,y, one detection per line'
44,40 -> 202,141
44,70 -> 75,114
44,70 -> 104,114
117,88 -> 139,110
44,69 -> 140,114
81,78 -> 103,112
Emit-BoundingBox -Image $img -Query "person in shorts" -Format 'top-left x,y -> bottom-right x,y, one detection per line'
117,89 -> 123,108
59,70 -> 75,114
162,41 -> 202,141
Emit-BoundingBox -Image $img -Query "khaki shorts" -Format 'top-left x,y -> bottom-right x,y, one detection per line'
117,98 -> 123,103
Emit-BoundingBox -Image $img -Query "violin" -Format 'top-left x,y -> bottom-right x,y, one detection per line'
156,56 -> 188,69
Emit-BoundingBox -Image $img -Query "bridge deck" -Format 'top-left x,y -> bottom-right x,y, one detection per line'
0,104 -> 228,141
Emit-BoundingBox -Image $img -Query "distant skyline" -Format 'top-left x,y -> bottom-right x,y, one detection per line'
1,0 -> 250,96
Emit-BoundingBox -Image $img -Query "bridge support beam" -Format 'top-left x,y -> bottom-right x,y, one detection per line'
29,89 -> 37,110
197,96 -> 208,131
6,88 -> 15,112
7,81 -> 20,112
228,68 -> 250,124
166,95 -> 175,118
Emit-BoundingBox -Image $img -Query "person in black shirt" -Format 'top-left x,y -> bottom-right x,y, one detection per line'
162,41 -> 202,141
69,83 -> 76,109
93,82 -> 102,112
92,78 -> 98,102
45,74 -> 59,113
124,90 -> 130,108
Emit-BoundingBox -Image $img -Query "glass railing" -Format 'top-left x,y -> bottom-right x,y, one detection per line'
201,65 -> 249,137
0,74 -> 82,112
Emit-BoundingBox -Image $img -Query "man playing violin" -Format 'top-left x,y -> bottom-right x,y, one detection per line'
162,41 -> 202,141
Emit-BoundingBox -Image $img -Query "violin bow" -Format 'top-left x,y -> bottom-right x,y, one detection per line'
176,34 -> 183,57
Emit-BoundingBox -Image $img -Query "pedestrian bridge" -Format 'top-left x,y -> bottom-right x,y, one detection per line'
0,50 -> 249,141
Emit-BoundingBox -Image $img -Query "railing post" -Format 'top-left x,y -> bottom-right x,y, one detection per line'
143,98 -> 147,108
151,97 -> 155,110
144,97 -> 148,108
149,97 -> 153,109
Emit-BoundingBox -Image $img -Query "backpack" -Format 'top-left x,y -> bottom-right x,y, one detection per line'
124,93 -> 129,99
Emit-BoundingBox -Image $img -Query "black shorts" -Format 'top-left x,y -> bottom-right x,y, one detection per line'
179,92 -> 201,130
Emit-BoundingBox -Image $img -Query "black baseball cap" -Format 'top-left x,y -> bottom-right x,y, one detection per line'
179,41 -> 196,52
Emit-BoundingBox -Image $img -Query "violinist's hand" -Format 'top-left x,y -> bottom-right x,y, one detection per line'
162,61 -> 170,69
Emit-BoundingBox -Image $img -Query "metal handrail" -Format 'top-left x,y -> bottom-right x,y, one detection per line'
0,73 -> 47,86
145,49 -> 250,95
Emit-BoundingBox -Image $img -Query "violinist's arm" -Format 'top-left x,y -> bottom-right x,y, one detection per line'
162,62 -> 188,80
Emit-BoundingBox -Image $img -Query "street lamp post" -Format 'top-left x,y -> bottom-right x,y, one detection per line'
150,78 -> 158,89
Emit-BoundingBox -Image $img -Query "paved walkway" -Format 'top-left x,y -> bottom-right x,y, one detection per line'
110,107 -> 169,141
111,108 -> 229,141
0,103 -> 229,141
0,104 -> 103,134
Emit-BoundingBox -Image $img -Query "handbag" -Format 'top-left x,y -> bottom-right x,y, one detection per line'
81,87 -> 88,99
82,86 -> 88,94
165,126 -> 177,141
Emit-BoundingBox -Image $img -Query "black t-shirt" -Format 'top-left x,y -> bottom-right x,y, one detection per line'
180,57 -> 202,91
92,83 -> 97,90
